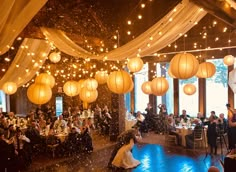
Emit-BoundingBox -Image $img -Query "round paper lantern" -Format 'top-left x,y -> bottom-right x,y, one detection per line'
35,73 -> 55,88
49,52 -> 61,63
151,77 -> 169,96
80,88 -> 98,103
2,82 -> 17,95
223,55 -> 235,66
84,78 -> 98,91
95,71 -> 108,84
141,81 -> 152,94
170,53 -> 199,79
107,70 -> 132,94
77,79 -> 85,94
127,57 -> 144,73
183,84 -> 196,95
127,80 -> 134,93
168,68 -> 176,78
63,80 -> 79,96
27,83 -> 52,105
196,62 -> 216,78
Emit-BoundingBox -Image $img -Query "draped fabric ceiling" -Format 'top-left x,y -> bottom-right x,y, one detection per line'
0,38 -> 51,88
41,0 -> 207,61
0,0 -> 207,88
0,0 -> 47,55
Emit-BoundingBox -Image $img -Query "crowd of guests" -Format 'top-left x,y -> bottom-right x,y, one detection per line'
132,102 -> 236,156
0,103 -> 112,171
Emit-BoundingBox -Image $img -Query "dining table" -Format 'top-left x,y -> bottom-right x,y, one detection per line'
175,125 -> 208,147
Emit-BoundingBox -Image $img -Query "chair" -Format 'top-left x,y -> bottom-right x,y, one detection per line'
193,128 -> 204,149
164,119 -> 177,145
47,144 -> 59,158
165,131 -> 177,145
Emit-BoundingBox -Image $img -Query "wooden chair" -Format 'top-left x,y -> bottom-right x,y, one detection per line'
193,128 -> 204,149
165,132 -> 177,145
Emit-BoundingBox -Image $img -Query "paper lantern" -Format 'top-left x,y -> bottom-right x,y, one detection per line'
183,84 -> 196,95
27,83 -> 52,105
127,80 -> 134,93
127,57 -> 144,73
168,68 -> 176,78
141,81 -> 152,94
107,70 -> 132,94
35,73 -> 55,88
49,52 -> 61,63
84,78 -> 98,91
170,53 -> 199,79
2,82 -> 17,95
63,80 -> 79,96
95,71 -> 108,84
196,62 -> 216,78
77,79 -> 85,93
223,55 -> 235,66
80,88 -> 98,103
151,77 -> 169,96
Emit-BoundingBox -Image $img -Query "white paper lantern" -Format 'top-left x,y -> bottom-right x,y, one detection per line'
2,82 -> 17,95
223,55 -> 235,66
49,52 -> 61,63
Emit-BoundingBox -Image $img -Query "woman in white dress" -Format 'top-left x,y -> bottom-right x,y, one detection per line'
111,129 -> 140,169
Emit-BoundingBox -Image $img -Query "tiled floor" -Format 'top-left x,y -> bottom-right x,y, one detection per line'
25,132 -> 226,172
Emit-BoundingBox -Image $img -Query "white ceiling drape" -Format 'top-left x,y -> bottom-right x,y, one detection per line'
41,0 -> 207,61
0,0 -> 48,55
0,38 -> 51,88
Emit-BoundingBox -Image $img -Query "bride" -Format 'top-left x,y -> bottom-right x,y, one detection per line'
111,129 -> 141,169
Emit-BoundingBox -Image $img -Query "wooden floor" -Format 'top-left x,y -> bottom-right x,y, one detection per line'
25,131 -> 226,172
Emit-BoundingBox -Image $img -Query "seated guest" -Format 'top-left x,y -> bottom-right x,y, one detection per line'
53,115 -> 67,133
166,116 -> 181,145
26,110 -> 35,125
65,127 -> 81,154
100,109 -> 112,135
185,120 -> 202,149
173,113 -> 180,125
180,109 -> 190,122
80,119 -> 93,153
25,120 -> 41,145
7,112 -> 17,126
38,114 -> 47,133
0,116 -> 8,130
4,124 -> 15,140
12,128 -> 31,171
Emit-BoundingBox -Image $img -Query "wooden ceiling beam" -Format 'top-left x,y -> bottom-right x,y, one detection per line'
191,0 -> 236,28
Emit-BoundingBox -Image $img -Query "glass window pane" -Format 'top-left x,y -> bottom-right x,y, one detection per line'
0,91 -> 6,112
134,63 -> 149,113
156,63 -> 174,114
179,77 -> 199,117
206,59 -> 228,117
